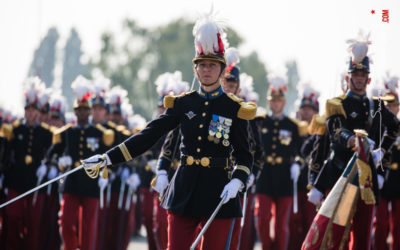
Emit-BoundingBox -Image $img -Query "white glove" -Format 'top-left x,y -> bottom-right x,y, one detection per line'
152,170 -> 169,196
98,176 -> 108,190
290,163 -> 301,182
246,174 -> 255,189
36,163 -> 47,180
127,173 -> 141,191
148,159 -> 158,173
82,154 -> 111,170
58,156 -> 72,168
121,167 -> 130,182
366,137 -> 376,150
308,187 -> 323,206
220,178 -> 244,204
377,174 -> 384,190
47,166 -> 58,179
372,149 -> 384,167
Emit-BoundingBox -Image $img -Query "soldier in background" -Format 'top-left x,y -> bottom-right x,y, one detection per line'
288,85 -> 319,249
1,77 -> 53,250
255,75 -> 302,250
38,87 -> 52,124
50,76 -> 114,250
373,75 -> 400,250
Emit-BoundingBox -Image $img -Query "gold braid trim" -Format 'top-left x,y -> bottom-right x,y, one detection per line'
234,165 -> 250,175
356,159 -> 376,205
95,124 -> 115,146
308,114 -> 327,135
119,143 -> 133,161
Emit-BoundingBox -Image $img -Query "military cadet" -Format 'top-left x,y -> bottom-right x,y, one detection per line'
255,75 -> 302,250
373,76 -> 400,250
151,71 -> 189,250
313,33 -> 400,249
39,92 -> 67,250
50,75 -> 114,250
288,85 -> 320,250
38,87 -> 52,124
1,77 -> 53,250
82,13 -> 256,250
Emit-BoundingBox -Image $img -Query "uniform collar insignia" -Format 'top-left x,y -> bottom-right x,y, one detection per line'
185,111 -> 196,120
198,86 -> 224,100
346,90 -> 367,100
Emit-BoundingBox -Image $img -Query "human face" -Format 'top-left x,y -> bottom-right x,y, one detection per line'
49,116 -> 64,127
298,106 -> 317,123
109,112 -> 123,125
194,60 -> 222,86
347,71 -> 371,94
387,102 -> 400,116
269,98 -> 286,115
24,105 -> 39,126
92,105 -> 107,124
222,80 -> 240,95
39,112 -> 50,123
74,107 -> 91,125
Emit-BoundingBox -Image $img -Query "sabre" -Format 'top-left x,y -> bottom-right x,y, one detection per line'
118,180 -> 126,209
0,164 -> 84,209
32,177 -> 43,205
99,187 -> 105,209
124,186 -> 134,211
293,179 -> 298,214
106,183 -> 112,208
190,192 -> 228,250
240,191 -> 248,227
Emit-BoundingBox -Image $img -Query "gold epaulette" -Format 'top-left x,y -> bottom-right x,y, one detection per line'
163,90 -> 196,109
372,93 -> 395,102
96,124 -> 115,146
227,93 -> 257,120
52,123 -> 72,144
308,114 -> 327,135
116,125 -> 131,137
107,121 -> 117,128
40,122 -> 51,130
12,120 -> 20,128
325,97 -> 347,118
289,118 -> 309,137
1,123 -> 14,141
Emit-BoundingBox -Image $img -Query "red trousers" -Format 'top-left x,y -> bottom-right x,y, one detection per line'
167,211 -> 234,250
255,194 -> 292,250
4,189 -> 44,250
59,193 -> 99,250
239,193 -> 257,250
153,196 -> 168,250
348,197 -> 374,250
140,187 -> 157,250
373,198 -> 400,250
288,190 -> 316,250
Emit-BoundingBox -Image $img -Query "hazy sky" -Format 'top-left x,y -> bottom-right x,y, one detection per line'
0,0 -> 399,114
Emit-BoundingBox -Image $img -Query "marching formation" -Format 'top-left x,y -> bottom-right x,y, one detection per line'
0,12 -> 400,250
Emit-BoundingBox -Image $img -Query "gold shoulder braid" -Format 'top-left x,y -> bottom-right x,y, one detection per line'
290,117 -> 309,137
308,114 -> 327,135
227,93 -> 257,120
96,124 -> 115,146
163,90 -> 196,109
325,98 -> 347,118
1,123 -> 14,141
52,123 -> 72,144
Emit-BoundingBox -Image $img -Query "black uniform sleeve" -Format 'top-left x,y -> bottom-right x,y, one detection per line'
231,119 -> 253,185
157,127 -> 181,172
107,103 -> 181,165
380,101 -> 400,151
249,119 -> 265,177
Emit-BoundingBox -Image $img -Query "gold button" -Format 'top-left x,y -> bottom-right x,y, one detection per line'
272,144 -> 276,149
363,103 -> 367,106
81,130 -> 84,135
272,137 -> 277,141
272,152 -> 276,157
273,129 -> 278,133
204,101 -> 209,106
197,148 -> 201,153
202,113 -> 206,117
79,144 -> 83,148
80,137 -> 84,141
199,124 -> 204,128
186,156 -> 194,165
198,136 -> 202,141
28,141 -> 32,146
274,122 -> 279,126
28,148 -> 32,153
365,112 -> 368,115
29,129 -> 34,133
79,151 -> 83,156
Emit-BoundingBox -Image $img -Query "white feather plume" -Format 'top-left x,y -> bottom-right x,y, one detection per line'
301,83 -> 320,100
93,77 -> 111,97
346,31 -> 372,64
39,88 -> 52,108
155,72 -> 173,97
50,92 -> 67,114
108,86 -> 128,105
121,102 -> 133,121
193,12 -> 227,56
225,47 -> 240,67
24,76 -> 44,105
384,73 -> 399,94
239,73 -> 255,101
71,75 -> 93,101
128,114 -> 147,131
267,75 -> 287,92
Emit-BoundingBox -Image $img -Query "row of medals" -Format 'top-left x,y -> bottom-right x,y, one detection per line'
208,130 -> 230,146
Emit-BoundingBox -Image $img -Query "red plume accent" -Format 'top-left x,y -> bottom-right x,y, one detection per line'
81,92 -> 91,104
217,33 -> 224,56
226,64 -> 234,73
